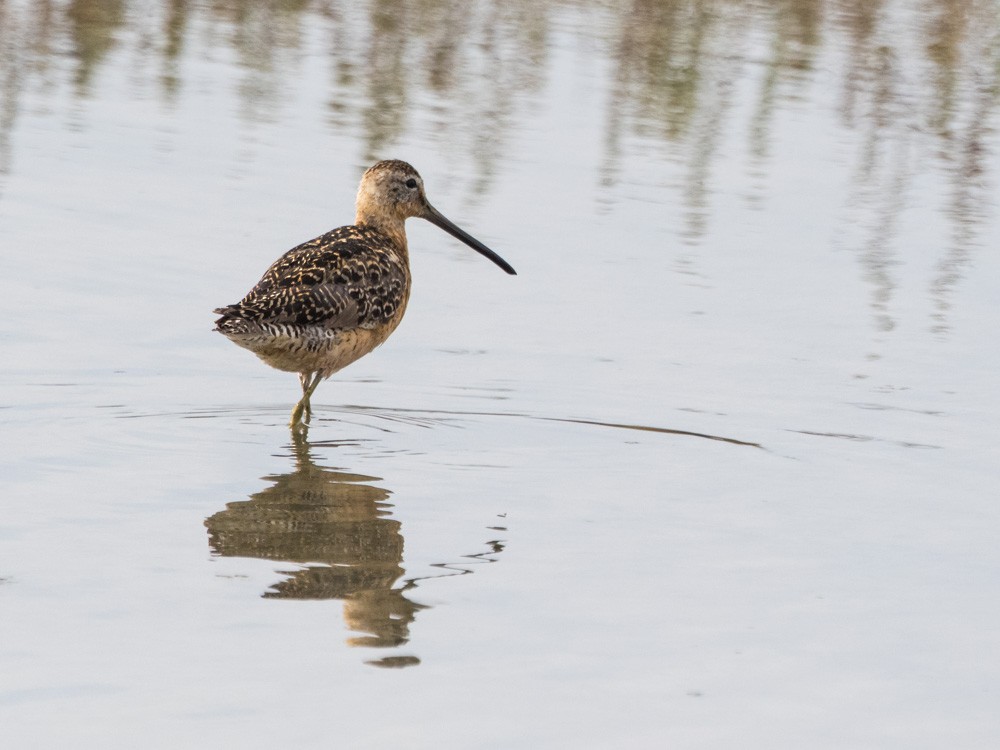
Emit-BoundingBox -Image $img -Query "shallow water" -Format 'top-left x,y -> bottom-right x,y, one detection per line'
2,1 -> 999,747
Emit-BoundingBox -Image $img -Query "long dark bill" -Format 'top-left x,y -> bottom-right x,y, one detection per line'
423,203 -> 517,275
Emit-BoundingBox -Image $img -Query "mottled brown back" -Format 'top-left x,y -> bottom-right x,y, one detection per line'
214,224 -> 409,335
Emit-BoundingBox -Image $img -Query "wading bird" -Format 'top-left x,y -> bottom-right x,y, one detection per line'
214,160 -> 516,429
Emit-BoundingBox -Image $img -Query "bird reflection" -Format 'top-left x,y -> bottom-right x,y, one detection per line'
205,431 -> 504,667
205,433 -> 420,650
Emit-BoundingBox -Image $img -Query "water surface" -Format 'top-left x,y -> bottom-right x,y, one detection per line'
1,1 -> 999,747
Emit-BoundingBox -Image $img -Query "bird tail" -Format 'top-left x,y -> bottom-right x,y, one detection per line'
213,305 -> 248,333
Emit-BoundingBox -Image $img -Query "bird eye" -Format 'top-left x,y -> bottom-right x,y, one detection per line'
405,178 -> 418,189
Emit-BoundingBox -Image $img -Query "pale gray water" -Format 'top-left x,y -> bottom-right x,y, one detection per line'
1,1 -> 999,747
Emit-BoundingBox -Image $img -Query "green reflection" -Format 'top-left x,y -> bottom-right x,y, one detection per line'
159,0 -> 188,100
67,0 -> 126,93
1,0 -> 997,329
3,0 -> 996,185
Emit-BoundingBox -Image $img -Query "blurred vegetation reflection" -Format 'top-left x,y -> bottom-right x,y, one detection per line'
205,433 -> 504,668
1,0 -> 996,329
3,1 -> 996,180
4,1 -> 995,167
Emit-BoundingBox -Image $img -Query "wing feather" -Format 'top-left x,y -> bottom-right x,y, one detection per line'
215,225 -> 408,332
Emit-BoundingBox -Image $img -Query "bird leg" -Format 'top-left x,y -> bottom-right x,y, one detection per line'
289,401 -> 307,431
289,372 -> 324,429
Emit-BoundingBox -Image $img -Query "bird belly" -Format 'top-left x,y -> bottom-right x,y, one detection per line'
223,319 -> 401,378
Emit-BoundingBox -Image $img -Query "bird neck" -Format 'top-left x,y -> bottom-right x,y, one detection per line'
355,207 -> 409,255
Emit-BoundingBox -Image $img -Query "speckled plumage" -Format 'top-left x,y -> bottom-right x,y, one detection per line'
214,224 -> 411,376
214,160 -> 515,429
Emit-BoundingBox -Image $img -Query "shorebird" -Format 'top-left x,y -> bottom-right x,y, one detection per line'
214,160 -> 516,429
